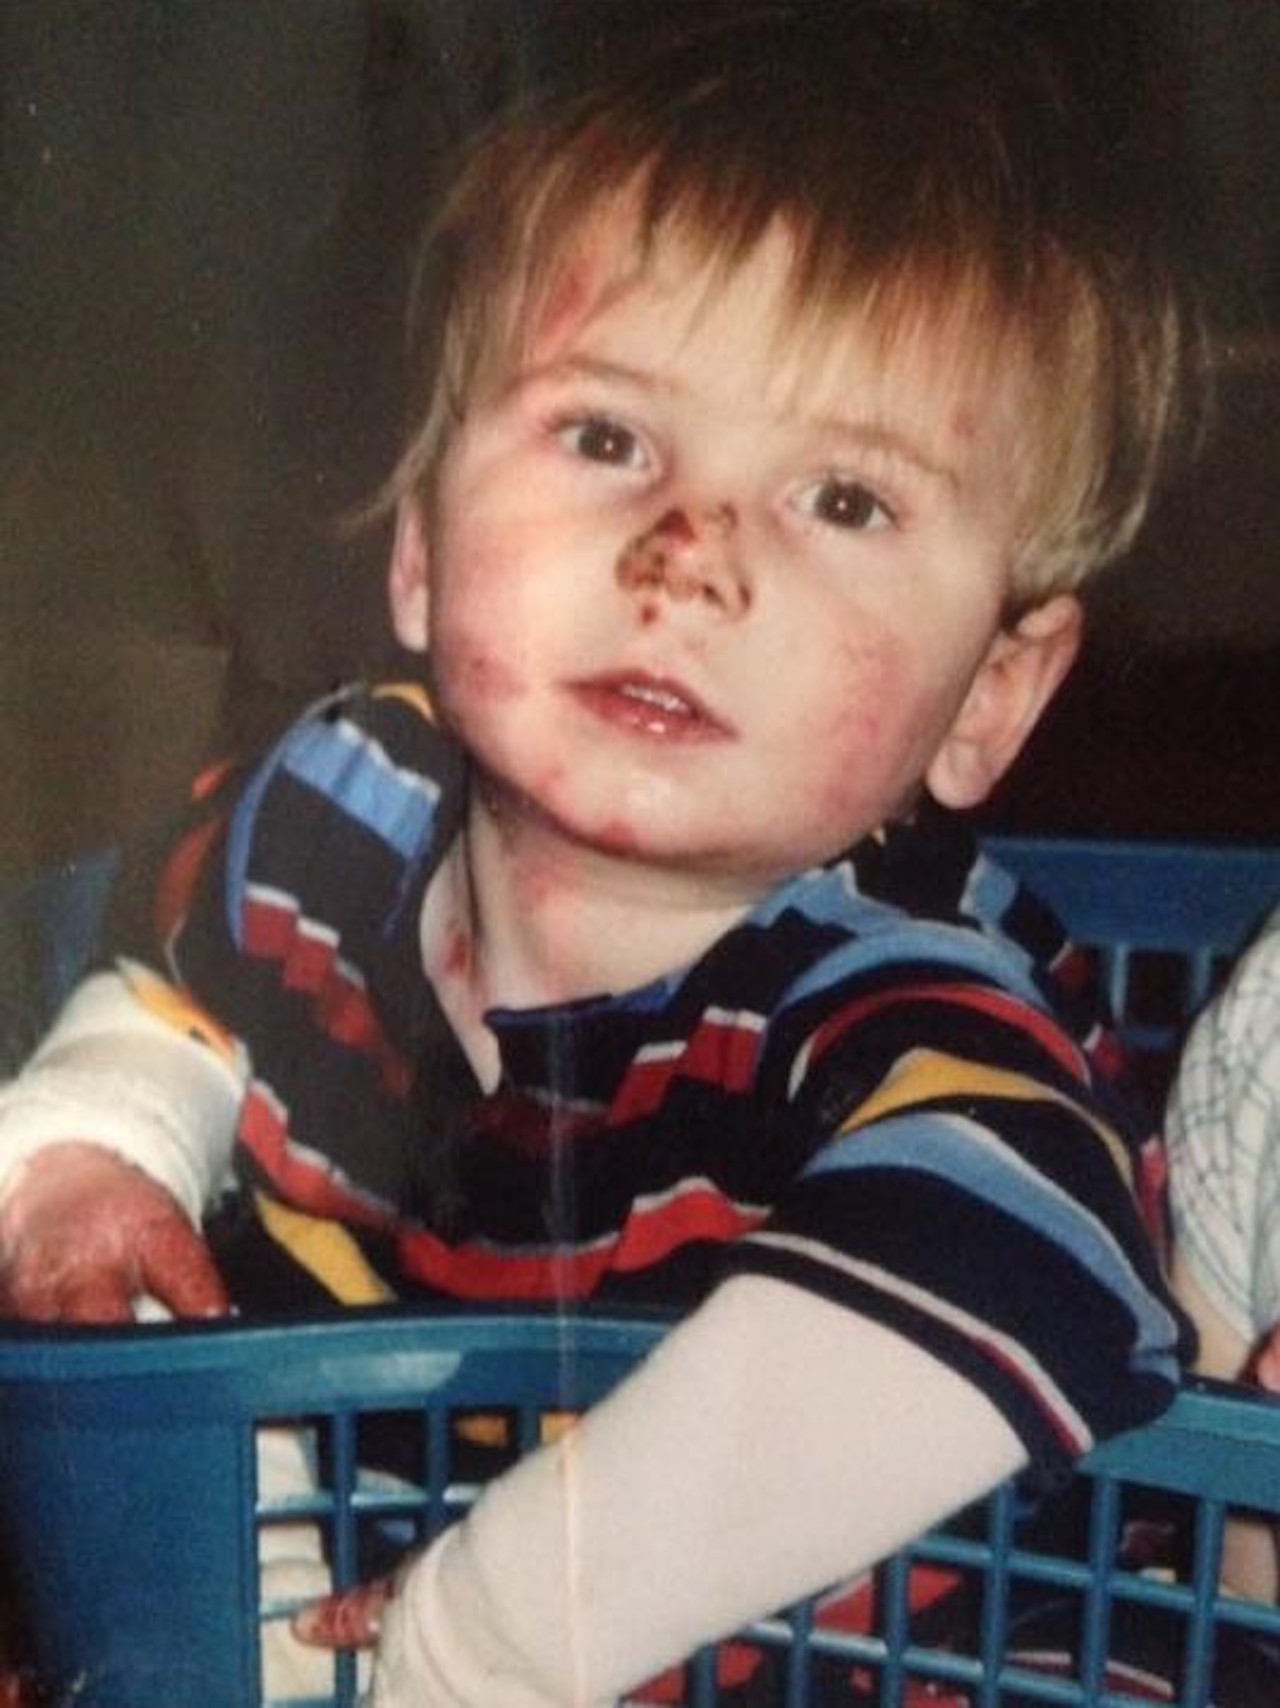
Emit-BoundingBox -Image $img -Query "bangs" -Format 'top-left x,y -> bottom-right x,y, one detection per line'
422,105 -> 1054,448
383,2 -> 1203,597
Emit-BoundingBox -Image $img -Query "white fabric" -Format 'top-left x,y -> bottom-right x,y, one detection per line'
0,969 -> 244,1219
1167,904 -> 1280,1345
257,1425 -> 341,1698
372,1274 -> 1026,1708
257,1425 -> 377,1699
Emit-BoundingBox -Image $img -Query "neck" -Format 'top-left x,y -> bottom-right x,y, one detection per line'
422,789 -> 760,1025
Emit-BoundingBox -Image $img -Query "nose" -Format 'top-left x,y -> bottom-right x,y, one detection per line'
615,506 -> 751,619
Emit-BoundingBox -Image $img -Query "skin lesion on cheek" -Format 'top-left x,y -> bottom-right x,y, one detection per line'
834,634 -> 900,726
449,646 -> 530,705
809,636 -> 911,800
948,401 -> 980,442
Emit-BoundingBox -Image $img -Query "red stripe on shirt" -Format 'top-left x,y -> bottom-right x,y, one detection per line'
806,982 -> 1087,1085
238,1083 -> 393,1229
610,1010 -> 765,1125
242,888 -> 412,1099
396,1180 -> 765,1301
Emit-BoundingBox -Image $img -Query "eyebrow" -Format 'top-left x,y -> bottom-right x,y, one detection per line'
804,411 -> 962,492
509,352 -> 668,399
510,354 -> 962,492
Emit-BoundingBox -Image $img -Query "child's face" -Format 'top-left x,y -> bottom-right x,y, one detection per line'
392,226 -> 1078,902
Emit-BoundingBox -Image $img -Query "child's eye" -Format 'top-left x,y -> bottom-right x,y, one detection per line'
558,415 -> 646,470
800,476 -> 895,532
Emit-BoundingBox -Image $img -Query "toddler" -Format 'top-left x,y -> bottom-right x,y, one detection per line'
0,5 -> 1205,1703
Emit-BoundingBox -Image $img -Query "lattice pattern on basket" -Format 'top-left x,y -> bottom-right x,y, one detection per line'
243,1336 -> 1280,1708
984,837 -> 1280,1102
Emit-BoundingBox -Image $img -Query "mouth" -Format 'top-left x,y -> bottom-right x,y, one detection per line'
568,671 -> 735,741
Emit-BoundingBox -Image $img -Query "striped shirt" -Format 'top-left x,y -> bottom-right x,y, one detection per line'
134,682 -> 1188,1478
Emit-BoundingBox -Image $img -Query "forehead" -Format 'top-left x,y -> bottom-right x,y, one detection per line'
514,218 -> 1034,471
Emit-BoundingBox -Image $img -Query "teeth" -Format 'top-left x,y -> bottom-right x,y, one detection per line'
622,683 -> 689,713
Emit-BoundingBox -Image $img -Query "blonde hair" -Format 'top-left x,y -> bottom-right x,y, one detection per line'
383,2 -> 1207,602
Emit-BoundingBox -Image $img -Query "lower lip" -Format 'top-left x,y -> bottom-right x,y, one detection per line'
569,682 -> 731,743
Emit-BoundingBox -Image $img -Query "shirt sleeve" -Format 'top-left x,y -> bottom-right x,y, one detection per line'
158,683 -> 457,1221
1167,909 -> 1280,1345
0,967 -> 245,1218
722,955 -> 1191,1479
371,1274 -> 1026,1708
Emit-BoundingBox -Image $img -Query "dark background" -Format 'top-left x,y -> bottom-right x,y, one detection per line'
1,0 -> 1277,892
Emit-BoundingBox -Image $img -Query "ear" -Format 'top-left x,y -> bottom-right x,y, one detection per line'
926,595 -> 1082,810
387,497 -> 431,653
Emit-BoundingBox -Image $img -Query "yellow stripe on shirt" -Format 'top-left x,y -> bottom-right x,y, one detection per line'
254,1191 -> 395,1305
253,1191 -> 575,1448
835,1047 -> 1134,1188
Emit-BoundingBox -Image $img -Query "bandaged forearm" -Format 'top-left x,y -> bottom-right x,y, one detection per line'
372,1275 -> 1026,1707
0,970 -> 244,1219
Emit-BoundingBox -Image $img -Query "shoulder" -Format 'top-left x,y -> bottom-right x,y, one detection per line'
221,682 -> 464,949
248,682 -> 457,833
743,820 -> 1107,1136
236,681 -> 457,846
770,816 -> 1066,1024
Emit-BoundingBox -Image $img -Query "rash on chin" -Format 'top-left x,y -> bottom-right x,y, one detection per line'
582,818 -> 643,857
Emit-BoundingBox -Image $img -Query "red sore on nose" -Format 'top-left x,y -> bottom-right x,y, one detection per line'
651,508 -> 695,544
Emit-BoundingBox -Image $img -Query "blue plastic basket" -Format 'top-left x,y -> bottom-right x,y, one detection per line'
1,838 -> 1279,1706
2,1311 -> 1280,1707
0,1308 -> 665,1707
984,836 -> 1280,1072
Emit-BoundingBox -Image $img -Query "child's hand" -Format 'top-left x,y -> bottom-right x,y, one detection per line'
0,1141 -> 228,1322
292,1574 -> 394,1651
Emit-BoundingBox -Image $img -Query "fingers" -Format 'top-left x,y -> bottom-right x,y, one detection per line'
2,1227 -> 226,1323
292,1576 -> 394,1650
57,1281 -> 137,1325
136,1214 -> 230,1318
0,1143 -> 228,1323
0,1255 -> 136,1324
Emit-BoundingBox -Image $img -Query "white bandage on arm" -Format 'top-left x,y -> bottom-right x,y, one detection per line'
372,1274 -> 1026,1708
0,969 -> 245,1219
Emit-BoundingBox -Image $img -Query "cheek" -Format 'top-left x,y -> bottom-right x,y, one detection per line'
445,644 -> 529,705
432,635 -> 530,752
796,632 -> 943,817
430,562 -> 534,712
821,634 -> 908,752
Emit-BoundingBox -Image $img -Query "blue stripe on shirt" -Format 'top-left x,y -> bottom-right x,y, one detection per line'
226,707 -> 440,949
801,1110 -> 1182,1381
